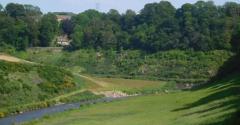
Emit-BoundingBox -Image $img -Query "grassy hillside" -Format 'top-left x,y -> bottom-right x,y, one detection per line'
24,74 -> 240,125
79,75 -> 173,95
0,55 -> 175,118
0,60 -> 87,117
16,49 -> 233,83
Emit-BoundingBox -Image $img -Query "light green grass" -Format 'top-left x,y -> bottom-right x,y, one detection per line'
24,75 -> 240,125
79,75 -> 167,92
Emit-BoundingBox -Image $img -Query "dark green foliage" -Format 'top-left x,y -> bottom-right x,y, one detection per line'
0,43 -> 16,54
39,13 -> 58,47
0,3 -> 59,50
213,52 -> 240,80
5,3 -> 26,18
0,4 -> 3,11
231,24 -> 240,52
1,1 -> 240,52
61,19 -> 74,35
63,1 -> 240,52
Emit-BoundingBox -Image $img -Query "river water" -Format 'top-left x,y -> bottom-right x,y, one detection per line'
0,97 -> 119,125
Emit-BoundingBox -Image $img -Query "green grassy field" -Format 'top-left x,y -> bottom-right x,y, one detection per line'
24,75 -> 240,125
79,75 -> 168,94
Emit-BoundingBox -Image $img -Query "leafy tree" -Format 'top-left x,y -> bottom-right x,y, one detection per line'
0,15 -> 15,46
70,25 -> 84,50
5,3 -> 26,18
0,4 -> 3,11
231,24 -> 240,52
121,9 -> 136,31
83,19 -> 118,49
39,13 -> 58,47
24,4 -> 42,15
107,9 -> 121,24
23,5 -> 42,47
116,31 -> 130,50
26,19 -> 40,47
1,1 -> 240,52
61,19 -> 74,35
224,2 -> 240,17
139,1 -> 176,25
0,14 -> 28,50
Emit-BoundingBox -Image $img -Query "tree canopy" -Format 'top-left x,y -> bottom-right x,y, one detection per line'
0,3 -> 59,50
67,1 -> 240,52
1,1 -> 240,52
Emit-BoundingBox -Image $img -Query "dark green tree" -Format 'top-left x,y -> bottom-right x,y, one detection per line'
121,9 -> 136,31
107,9 -> 121,24
70,25 -> 84,49
0,4 -> 3,11
5,3 -> 26,18
139,1 -> 176,25
39,13 -> 58,47
61,19 -> 74,35
231,24 -> 240,52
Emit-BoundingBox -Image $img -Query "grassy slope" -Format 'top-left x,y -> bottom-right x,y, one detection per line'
0,54 -> 171,117
15,49 -> 233,83
79,74 -> 167,93
0,56 -> 86,116
25,75 -> 240,125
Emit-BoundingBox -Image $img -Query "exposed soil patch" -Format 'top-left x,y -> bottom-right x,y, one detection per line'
0,54 -> 34,64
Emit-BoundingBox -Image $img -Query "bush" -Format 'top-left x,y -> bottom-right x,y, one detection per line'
0,43 -> 16,54
0,112 -> 5,118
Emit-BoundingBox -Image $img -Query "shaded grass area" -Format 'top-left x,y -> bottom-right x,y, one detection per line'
173,74 -> 240,125
23,74 -> 240,125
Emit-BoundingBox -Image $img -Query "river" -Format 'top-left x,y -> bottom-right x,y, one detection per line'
0,97 -> 121,125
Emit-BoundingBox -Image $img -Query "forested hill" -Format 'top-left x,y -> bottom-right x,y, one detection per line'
0,1 -> 240,53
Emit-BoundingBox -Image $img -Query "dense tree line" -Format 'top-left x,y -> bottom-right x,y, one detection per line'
0,3 -> 58,50
1,1 -> 240,52
62,1 -> 240,52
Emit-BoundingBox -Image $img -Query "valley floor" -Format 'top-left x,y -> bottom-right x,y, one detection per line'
24,75 -> 240,125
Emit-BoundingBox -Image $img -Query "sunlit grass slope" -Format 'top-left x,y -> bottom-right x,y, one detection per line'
80,75 -> 168,93
25,74 -> 240,125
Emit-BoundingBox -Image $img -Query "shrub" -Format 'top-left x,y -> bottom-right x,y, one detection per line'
0,112 -> 5,118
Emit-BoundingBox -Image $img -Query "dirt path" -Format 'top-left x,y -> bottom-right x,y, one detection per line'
51,89 -> 87,102
76,74 -> 132,98
0,54 -> 22,62
0,54 -> 34,64
76,74 -> 110,88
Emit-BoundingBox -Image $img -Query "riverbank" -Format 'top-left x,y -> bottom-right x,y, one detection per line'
0,96 -> 126,125
0,90 -> 102,119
